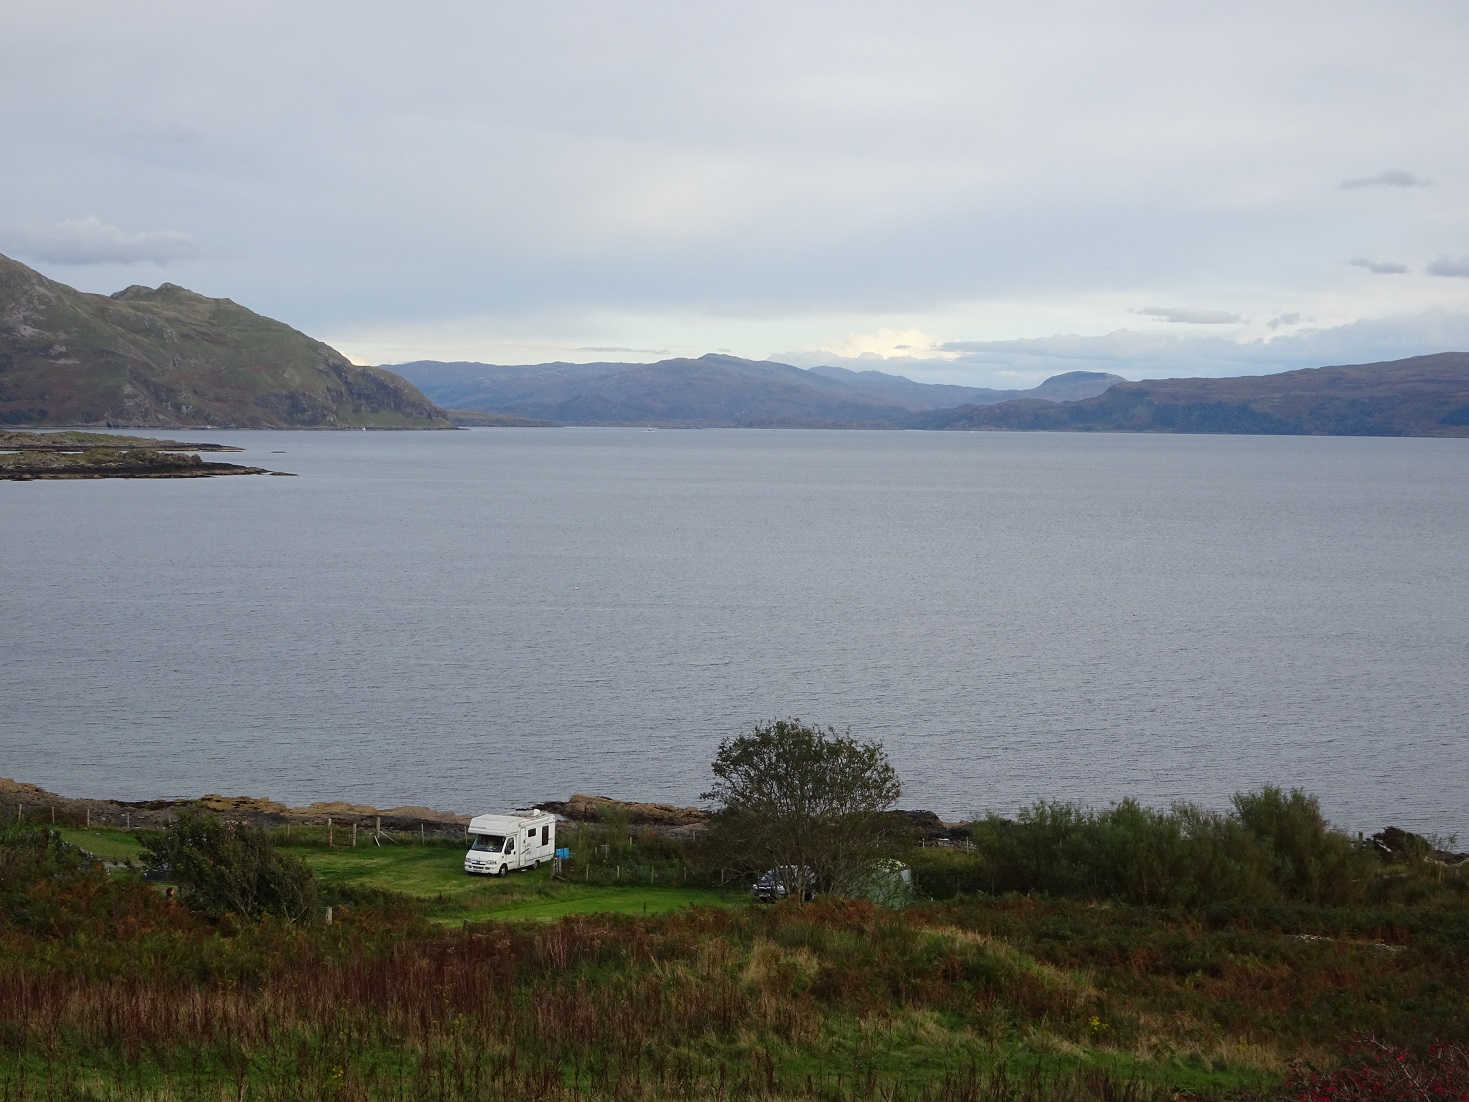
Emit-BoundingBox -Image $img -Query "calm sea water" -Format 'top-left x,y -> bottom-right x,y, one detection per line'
3,428 -> 1466,837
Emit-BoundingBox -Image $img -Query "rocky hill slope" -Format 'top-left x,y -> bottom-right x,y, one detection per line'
0,253 -> 450,429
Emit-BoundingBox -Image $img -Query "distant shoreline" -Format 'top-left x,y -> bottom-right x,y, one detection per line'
0,779 -> 717,836
0,780 -> 973,844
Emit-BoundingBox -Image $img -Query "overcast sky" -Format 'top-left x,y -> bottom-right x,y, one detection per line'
4,0 -> 1466,386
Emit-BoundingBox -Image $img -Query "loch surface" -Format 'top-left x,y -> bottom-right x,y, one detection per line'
3,428 -> 1466,836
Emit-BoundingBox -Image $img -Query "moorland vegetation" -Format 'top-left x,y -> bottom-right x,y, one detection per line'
2,767 -> 1465,1101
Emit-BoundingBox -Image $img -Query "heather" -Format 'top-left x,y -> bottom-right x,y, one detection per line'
1,791 -> 1465,1101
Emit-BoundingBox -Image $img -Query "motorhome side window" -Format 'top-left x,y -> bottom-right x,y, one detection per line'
506,838 -> 514,853
541,826 -> 549,845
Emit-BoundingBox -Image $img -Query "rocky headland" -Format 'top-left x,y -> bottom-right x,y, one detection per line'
0,430 -> 287,479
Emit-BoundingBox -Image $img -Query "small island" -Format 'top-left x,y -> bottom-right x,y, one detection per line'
0,430 -> 288,480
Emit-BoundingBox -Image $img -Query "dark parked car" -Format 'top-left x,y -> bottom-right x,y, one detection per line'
750,865 -> 816,902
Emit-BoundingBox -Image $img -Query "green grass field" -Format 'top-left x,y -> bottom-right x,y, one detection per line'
276,839 -> 740,922
58,826 -> 739,922
56,826 -> 145,862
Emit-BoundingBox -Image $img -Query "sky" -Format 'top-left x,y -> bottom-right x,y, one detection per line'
3,0 -> 1467,388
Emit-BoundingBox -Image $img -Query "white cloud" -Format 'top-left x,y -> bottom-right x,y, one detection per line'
10,216 -> 197,266
1349,257 -> 1409,275
1,1 -> 1465,364
1137,307 -> 1244,325
815,329 -> 957,362
782,310 -> 1469,388
1338,169 -> 1432,190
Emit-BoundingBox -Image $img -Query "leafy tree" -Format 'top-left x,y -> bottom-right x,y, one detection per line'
140,810 -> 318,922
701,718 -> 904,899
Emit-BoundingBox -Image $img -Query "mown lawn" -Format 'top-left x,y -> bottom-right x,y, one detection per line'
56,826 -> 145,862
56,825 -> 741,921
275,839 -> 740,922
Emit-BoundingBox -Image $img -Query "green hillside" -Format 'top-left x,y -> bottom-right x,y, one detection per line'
0,253 -> 450,429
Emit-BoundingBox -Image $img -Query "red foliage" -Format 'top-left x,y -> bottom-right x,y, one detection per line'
1285,1036 -> 1469,1101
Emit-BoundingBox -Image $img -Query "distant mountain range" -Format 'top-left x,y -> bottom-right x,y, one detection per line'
0,253 -> 449,429
387,355 -> 1124,427
912,352 -> 1469,436
394,351 -> 1469,435
5,251 -> 1465,437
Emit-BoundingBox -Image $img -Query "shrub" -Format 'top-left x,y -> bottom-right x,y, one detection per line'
140,810 -> 318,922
909,847 -> 994,899
0,823 -> 105,931
1284,1036 -> 1469,1101
968,788 -> 1379,908
1232,786 -> 1369,904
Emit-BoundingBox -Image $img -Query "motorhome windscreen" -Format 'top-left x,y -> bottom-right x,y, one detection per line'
470,835 -> 505,852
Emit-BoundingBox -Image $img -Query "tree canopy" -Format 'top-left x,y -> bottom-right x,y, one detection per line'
701,718 -> 904,899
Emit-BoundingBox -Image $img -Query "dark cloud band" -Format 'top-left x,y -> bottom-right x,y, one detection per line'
1338,170 -> 1431,190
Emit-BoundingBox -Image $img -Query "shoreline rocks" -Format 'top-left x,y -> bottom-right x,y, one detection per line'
16,778 -> 1450,860
0,778 -> 469,834
0,780 -> 970,844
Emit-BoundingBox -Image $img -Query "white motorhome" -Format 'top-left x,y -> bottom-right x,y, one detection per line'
464,810 -> 557,876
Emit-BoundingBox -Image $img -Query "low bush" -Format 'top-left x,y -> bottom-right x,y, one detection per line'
139,810 -> 318,923
909,846 -> 995,898
0,824 -> 103,932
1284,1036 -> 1469,1101
1232,787 -> 1364,904
969,787 -> 1382,907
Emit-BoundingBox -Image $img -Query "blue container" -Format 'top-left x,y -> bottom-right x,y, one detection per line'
554,848 -> 571,860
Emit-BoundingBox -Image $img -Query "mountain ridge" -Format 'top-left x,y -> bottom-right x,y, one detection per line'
0,253 -> 450,429
912,352 -> 1469,436
388,354 -> 1123,427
